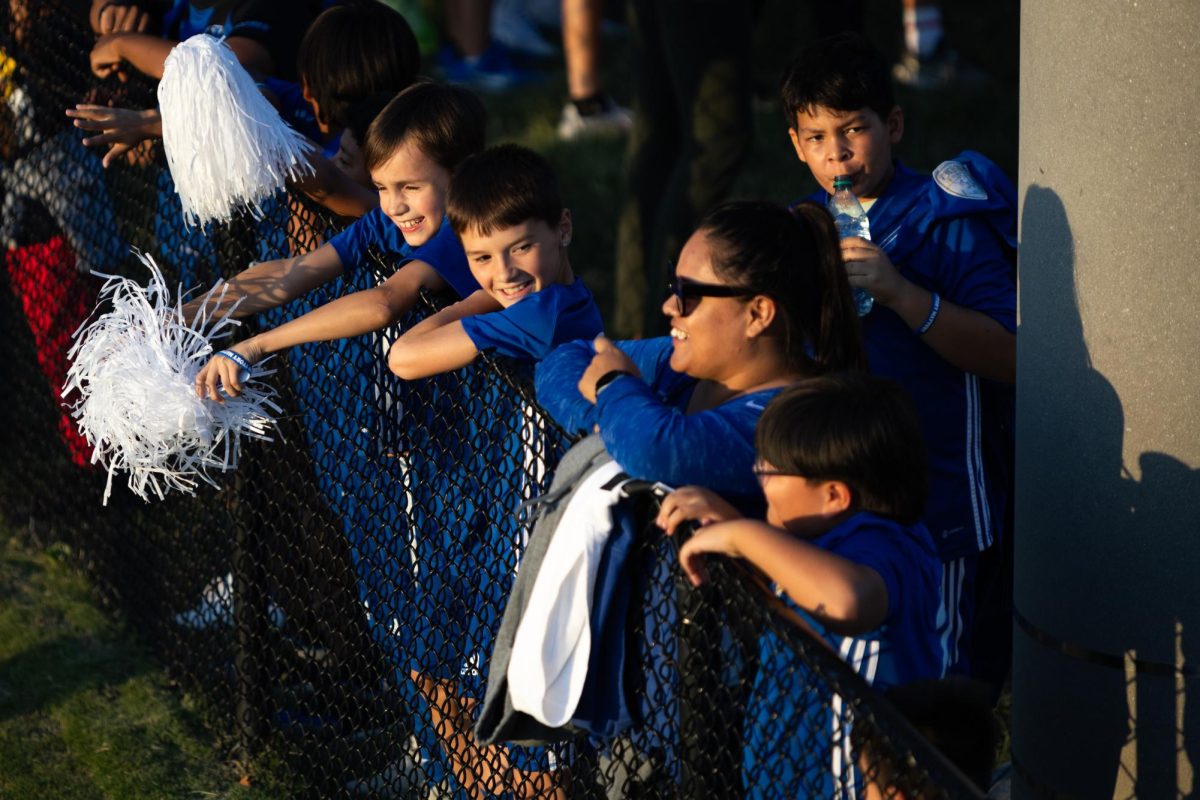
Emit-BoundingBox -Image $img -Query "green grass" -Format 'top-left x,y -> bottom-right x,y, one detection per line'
0,529 -> 274,800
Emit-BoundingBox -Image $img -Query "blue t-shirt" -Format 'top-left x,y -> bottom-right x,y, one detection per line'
327,211 -> 477,298
461,280 -> 603,361
536,337 -> 781,512
803,511 -> 944,689
744,512 -> 944,798
810,152 -> 1017,559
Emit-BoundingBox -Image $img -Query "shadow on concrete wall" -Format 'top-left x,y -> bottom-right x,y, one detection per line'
1015,185 -> 1197,797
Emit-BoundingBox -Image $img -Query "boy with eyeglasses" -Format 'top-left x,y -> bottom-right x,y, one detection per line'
657,372 -> 944,796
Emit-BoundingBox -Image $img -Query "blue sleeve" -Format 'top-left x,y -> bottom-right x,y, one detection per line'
928,216 -> 1016,334
825,524 -> 908,620
461,283 -> 603,361
535,339 -> 600,433
407,220 -> 476,298
592,376 -> 766,500
328,209 -> 388,275
534,337 -> 677,435
823,518 -> 939,630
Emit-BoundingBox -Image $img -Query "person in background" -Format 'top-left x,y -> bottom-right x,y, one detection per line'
611,0 -> 757,338
556,0 -> 631,140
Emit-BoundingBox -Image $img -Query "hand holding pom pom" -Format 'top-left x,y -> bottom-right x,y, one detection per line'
65,251 -> 282,504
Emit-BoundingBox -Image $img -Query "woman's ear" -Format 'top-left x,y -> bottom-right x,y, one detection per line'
745,294 -> 777,338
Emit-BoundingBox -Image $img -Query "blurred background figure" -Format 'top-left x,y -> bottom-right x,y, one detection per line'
439,0 -> 532,92
611,0 -> 757,339
556,0 -> 631,140
892,0 -> 986,89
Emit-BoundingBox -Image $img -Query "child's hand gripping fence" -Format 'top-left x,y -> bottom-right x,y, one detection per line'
0,4 -> 986,798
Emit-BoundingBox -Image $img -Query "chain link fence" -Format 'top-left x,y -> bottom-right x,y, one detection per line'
1,4 -> 984,798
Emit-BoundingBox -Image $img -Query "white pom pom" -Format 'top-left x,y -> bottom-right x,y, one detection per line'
64,252 -> 282,505
158,34 -> 314,228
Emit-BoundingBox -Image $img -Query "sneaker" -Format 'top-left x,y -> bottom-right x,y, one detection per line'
557,100 -> 633,140
173,572 -> 234,629
892,45 -> 987,90
437,41 -> 535,93
173,572 -> 286,629
491,0 -> 558,59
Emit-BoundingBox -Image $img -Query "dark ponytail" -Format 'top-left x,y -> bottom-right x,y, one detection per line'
789,201 -> 866,373
699,200 -> 866,375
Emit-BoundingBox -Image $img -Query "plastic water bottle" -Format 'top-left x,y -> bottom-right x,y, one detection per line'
827,175 -> 875,316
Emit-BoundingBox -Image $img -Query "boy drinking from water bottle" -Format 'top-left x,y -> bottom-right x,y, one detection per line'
780,32 -> 1017,680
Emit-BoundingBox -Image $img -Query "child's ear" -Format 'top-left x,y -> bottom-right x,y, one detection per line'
300,78 -> 328,131
787,127 -> 807,164
825,480 -> 854,515
558,208 -> 573,247
886,106 -> 904,145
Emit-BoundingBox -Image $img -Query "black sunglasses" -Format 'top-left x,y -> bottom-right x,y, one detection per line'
665,273 -> 756,317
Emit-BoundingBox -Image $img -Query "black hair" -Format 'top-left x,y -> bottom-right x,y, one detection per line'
362,81 -> 487,172
297,0 -> 420,131
851,678 -> 999,795
342,91 -> 394,152
447,144 -> 563,236
780,32 -> 895,124
698,200 -> 866,376
755,373 -> 927,524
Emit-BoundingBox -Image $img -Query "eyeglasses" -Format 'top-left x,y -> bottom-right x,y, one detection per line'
751,464 -> 804,479
665,273 -> 756,318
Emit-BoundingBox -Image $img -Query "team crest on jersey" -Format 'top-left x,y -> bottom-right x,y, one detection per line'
934,160 -> 988,200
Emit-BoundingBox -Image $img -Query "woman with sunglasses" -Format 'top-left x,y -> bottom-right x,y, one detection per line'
535,199 -> 866,513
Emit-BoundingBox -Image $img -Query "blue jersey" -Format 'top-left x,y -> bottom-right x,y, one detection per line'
536,337 -> 781,513
328,211 -> 478,298
462,280 -> 604,361
744,512 -> 944,798
805,512 -> 944,688
812,152 -> 1017,559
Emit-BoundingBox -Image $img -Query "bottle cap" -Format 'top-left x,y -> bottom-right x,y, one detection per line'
832,175 -> 853,191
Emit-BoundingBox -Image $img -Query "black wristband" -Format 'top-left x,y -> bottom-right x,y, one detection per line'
594,369 -> 630,396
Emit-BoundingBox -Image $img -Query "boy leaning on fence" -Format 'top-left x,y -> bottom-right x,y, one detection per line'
658,373 -> 946,796
189,81 -> 486,400
781,32 -> 1017,679
390,143 -> 603,798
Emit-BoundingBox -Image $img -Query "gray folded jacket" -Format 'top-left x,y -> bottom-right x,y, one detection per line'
474,434 -> 613,746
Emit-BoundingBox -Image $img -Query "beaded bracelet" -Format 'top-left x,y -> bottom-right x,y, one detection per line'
215,349 -> 252,372
915,293 -> 941,335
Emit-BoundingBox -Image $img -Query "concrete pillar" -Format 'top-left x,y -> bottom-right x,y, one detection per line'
1014,2 -> 1200,797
